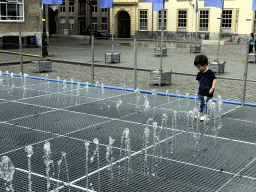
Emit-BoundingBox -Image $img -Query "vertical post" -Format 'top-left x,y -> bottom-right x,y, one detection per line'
195,0 -> 198,45
241,41 -> 250,105
92,35 -> 95,86
152,4 -> 154,39
254,33 -> 255,62
42,3 -> 48,57
112,7 -> 114,54
159,0 -> 165,86
19,32 -> 23,77
216,0 -> 224,63
134,37 -> 137,90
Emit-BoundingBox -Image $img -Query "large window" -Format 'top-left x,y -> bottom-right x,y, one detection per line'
92,17 -> 97,29
101,17 -> 107,30
60,17 -> 65,29
139,10 -> 147,31
158,10 -> 166,31
222,10 -> 232,33
0,0 -> 24,21
177,10 -> 187,31
92,0 -> 97,13
60,1 -> 65,13
69,0 -> 74,13
69,17 -> 74,29
199,10 -> 209,32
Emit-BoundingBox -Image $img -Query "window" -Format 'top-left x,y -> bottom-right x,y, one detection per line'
0,0 -> 24,21
158,10 -> 166,31
60,1 -> 65,13
101,8 -> 107,13
69,0 -> 74,13
199,10 -> 209,32
69,17 -> 74,29
79,2 -> 86,15
102,17 -> 107,30
222,10 -> 232,33
92,17 -> 97,29
139,10 -> 147,31
235,9 -> 239,33
92,0 -> 97,13
177,10 -> 187,31
60,17 -> 65,29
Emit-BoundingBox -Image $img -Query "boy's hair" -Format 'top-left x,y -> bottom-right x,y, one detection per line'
194,55 -> 208,66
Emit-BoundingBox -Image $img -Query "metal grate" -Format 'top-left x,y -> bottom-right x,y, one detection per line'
0,73 -> 256,191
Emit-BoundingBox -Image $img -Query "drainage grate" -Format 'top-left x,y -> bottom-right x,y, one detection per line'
0,74 -> 256,191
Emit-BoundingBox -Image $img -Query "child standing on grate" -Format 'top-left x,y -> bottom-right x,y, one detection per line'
194,55 -> 217,121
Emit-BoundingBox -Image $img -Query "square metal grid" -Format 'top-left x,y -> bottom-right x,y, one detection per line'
0,74 -> 256,191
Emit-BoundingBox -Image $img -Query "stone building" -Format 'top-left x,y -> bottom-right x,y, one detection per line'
110,0 -> 256,42
52,0 -> 110,35
0,0 -> 48,48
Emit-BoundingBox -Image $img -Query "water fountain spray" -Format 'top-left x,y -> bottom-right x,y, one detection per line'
43,141 -> 53,192
25,145 -> 33,192
90,138 -> 100,192
0,156 -> 15,192
106,137 -> 115,191
85,141 -> 90,192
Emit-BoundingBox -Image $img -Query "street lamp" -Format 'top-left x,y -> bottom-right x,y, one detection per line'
42,4 -> 48,57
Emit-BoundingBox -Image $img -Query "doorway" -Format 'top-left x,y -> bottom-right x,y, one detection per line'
118,11 -> 130,38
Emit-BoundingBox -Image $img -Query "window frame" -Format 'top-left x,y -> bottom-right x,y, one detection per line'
177,10 -> 187,32
199,9 -> 209,32
69,17 -> 74,30
0,0 -> 24,22
221,9 -> 232,33
101,17 -> 107,31
158,10 -> 167,31
139,10 -> 148,31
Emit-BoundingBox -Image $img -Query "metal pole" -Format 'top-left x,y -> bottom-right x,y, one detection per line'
195,0 -> 198,45
91,35 -> 95,86
216,0 -> 224,63
241,40 -> 250,105
112,8 -> 114,54
254,33 -> 255,63
19,32 -> 23,77
159,0 -> 165,86
152,3 -> 154,39
40,1 -> 43,58
134,37 -> 137,90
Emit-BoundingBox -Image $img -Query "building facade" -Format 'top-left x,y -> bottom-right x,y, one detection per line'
110,0 -> 256,41
0,0 -> 48,48
51,0 -> 110,36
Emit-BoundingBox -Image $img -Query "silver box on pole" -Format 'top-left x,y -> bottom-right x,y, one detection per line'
154,48 -> 167,56
32,60 -> 52,73
150,70 -> 171,85
105,52 -> 121,63
209,61 -> 226,74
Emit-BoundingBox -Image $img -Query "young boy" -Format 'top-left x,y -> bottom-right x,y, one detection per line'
194,55 -> 217,121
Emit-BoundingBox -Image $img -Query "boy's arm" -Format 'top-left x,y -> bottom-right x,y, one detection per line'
209,78 -> 217,94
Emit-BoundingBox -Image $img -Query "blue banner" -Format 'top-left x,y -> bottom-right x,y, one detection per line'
146,0 -> 162,3
100,0 -> 112,8
153,2 -> 163,11
43,0 -> 62,4
252,0 -> 256,10
195,0 -> 198,12
204,0 -> 222,9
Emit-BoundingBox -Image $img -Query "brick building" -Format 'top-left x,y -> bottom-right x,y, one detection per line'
0,0 -> 49,49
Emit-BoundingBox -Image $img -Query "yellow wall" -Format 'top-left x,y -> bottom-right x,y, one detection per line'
110,0 -> 256,38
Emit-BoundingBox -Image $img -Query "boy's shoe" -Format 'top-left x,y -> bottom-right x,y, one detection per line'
200,114 -> 210,121
195,112 -> 203,120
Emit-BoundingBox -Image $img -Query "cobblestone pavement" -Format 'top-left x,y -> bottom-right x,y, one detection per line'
0,36 -> 255,103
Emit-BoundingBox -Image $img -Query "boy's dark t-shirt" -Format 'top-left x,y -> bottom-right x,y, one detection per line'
196,69 -> 216,97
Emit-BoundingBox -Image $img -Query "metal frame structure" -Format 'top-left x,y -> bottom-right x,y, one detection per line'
0,72 -> 255,191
